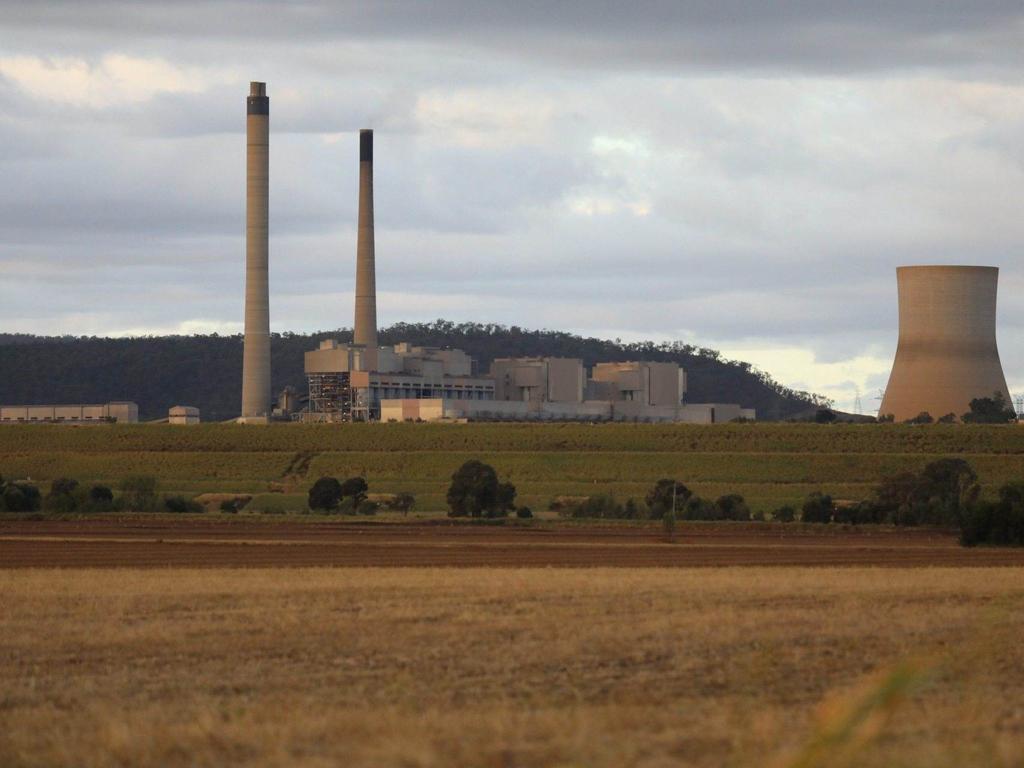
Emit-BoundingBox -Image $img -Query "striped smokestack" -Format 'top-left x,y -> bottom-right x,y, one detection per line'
353,129 -> 377,361
240,81 -> 271,422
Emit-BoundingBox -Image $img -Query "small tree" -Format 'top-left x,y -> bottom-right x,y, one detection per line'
516,506 -> 533,519
339,477 -> 369,505
937,413 -> 957,424
715,494 -> 750,521
390,492 -> 416,515
2,481 -> 42,512
663,504 -> 677,541
447,460 -> 513,518
801,492 -> 834,524
84,485 -> 114,513
682,496 -> 716,521
962,392 -> 1017,424
46,478 -> 82,513
496,481 -> 517,515
308,476 -> 343,512
645,479 -> 692,519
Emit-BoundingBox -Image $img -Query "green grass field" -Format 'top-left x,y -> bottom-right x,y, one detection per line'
2,422 -> 1024,513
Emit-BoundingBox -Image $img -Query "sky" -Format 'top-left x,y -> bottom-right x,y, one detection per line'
1,2 -> 1022,413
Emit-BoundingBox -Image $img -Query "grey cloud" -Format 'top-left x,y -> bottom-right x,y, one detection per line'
2,2 -> 1023,74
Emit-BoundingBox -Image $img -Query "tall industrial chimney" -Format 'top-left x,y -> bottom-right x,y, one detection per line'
240,81 -> 271,422
879,265 -> 1011,422
353,129 -> 377,368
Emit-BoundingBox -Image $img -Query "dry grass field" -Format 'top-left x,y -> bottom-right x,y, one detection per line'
2,566 -> 1023,768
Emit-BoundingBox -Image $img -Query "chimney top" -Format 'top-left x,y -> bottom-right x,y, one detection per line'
360,129 -> 372,162
249,82 -> 266,97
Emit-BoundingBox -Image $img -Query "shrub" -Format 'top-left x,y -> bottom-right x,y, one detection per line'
220,499 -> 239,514
447,460 -> 513,518
497,482 -> 517,515
682,496 -> 716,521
50,477 -> 79,497
904,412 -> 934,425
46,477 -> 83,513
308,476 -> 343,512
120,476 -> 159,512
962,392 -> 1017,424
559,494 -> 624,519
937,413 -> 957,424
815,408 -> 837,424
164,495 -> 202,514
801,492 -> 834,524
772,505 -> 796,523
516,506 -> 533,519
89,485 -> 114,504
623,498 -> 644,520
1,482 -> 42,512
339,477 -> 369,505
388,492 -> 416,514
83,485 -> 115,513
960,484 -> 1024,547
835,500 -> 886,525
356,500 -> 378,516
714,494 -> 750,521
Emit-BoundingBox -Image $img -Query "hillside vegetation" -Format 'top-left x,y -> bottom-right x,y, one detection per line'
2,422 -> 1023,514
0,322 -> 826,420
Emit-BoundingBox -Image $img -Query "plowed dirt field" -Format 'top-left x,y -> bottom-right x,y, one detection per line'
2,518 -> 1022,568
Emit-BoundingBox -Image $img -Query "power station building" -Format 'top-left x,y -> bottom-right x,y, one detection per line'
880,265 -> 1012,422
235,83 -> 755,424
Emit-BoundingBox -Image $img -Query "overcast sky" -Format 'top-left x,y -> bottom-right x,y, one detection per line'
1,2 -> 1022,411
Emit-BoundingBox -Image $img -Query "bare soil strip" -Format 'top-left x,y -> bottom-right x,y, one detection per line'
2,519 -> 1022,568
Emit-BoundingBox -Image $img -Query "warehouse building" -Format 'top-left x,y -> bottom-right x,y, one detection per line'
0,402 -> 139,424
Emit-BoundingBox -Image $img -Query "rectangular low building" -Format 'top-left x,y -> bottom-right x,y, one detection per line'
0,402 -> 139,424
490,357 -> 585,403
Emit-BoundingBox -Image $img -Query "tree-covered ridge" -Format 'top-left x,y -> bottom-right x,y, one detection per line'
0,321 -> 827,421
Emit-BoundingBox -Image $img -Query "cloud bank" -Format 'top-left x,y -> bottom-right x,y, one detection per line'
1,2 -> 1022,410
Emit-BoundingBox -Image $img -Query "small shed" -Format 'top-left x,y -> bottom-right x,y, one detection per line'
168,405 -> 200,425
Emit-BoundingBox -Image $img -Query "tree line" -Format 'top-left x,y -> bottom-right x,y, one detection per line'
0,321 -> 825,421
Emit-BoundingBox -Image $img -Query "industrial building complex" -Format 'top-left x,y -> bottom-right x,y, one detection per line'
225,81 -> 755,424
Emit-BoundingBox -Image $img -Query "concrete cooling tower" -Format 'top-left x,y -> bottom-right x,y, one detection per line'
240,81 -> 271,423
879,265 -> 1011,422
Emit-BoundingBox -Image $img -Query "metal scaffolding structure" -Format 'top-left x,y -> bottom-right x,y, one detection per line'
307,372 -> 353,422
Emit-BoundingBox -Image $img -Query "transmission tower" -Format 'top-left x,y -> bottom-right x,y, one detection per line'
853,389 -> 863,415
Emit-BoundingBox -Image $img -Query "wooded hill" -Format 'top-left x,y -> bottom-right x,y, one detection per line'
0,322 -> 828,421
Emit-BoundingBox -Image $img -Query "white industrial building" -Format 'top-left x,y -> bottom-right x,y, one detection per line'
0,402 -> 139,424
